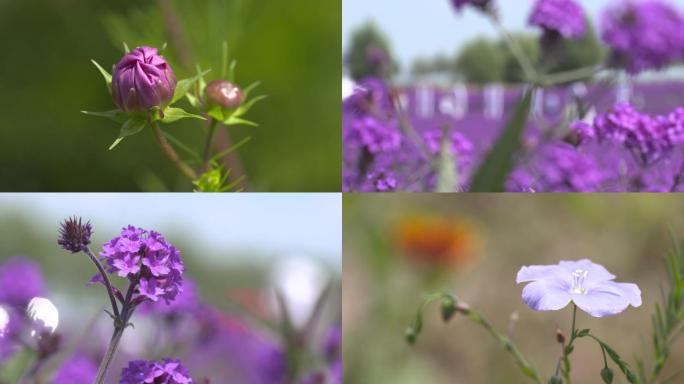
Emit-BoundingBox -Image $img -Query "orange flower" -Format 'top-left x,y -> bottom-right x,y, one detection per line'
394,214 -> 480,268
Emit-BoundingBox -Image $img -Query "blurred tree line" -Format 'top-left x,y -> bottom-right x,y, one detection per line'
345,19 -> 604,84
0,0 -> 340,192
344,22 -> 399,80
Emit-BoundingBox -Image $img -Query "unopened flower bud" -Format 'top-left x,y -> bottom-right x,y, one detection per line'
548,375 -> 563,384
205,80 -> 244,109
111,46 -> 176,113
440,297 -> 457,323
601,367 -> 614,383
58,216 -> 93,253
556,329 -> 566,344
405,327 -> 417,345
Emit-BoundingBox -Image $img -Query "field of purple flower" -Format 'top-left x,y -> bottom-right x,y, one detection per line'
343,0 -> 684,192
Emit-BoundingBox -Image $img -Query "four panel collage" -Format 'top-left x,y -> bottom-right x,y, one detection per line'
1,0 -> 684,383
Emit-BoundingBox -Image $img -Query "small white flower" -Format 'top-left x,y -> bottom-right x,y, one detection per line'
0,306 -> 9,338
26,297 -> 59,336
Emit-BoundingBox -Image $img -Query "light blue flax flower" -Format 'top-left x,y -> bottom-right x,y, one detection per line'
516,259 -> 641,317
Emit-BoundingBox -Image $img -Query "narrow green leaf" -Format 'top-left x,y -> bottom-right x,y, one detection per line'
242,81 -> 261,97
171,69 -> 212,105
122,42 -> 130,53
81,109 -> 127,124
109,118 -> 146,150
228,60 -> 237,83
221,41 -> 229,79
210,136 -> 252,163
161,107 -> 206,123
469,88 -> 534,192
232,95 -> 267,117
91,59 -> 112,92
224,116 -> 258,127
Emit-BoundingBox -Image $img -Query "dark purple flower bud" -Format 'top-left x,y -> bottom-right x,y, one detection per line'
205,80 -> 245,109
111,46 -> 177,113
119,358 -> 193,384
58,216 -> 93,253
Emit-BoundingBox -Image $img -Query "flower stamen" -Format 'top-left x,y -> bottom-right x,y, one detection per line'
571,269 -> 588,294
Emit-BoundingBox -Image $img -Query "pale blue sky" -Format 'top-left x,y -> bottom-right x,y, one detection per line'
0,193 -> 341,266
342,0 -> 684,68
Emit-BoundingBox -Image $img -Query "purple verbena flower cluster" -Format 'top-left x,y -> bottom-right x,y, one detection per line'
528,0 -> 586,39
343,78 -> 474,192
573,103 -> 684,165
99,226 -> 184,303
601,0 -> 684,74
53,353 -> 98,384
120,358 -> 193,384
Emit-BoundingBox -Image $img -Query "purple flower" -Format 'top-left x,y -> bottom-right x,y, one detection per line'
99,226 -> 184,304
112,46 -> 177,113
0,256 -> 46,309
450,0 -> 492,13
53,353 -> 98,384
575,103 -> 684,164
516,259 -> 641,317
323,326 -> 341,362
365,169 -> 398,192
529,0 -> 586,39
138,278 -> 199,317
120,358 -> 193,384
346,116 -> 401,154
601,0 -> 684,73
58,216 -> 93,253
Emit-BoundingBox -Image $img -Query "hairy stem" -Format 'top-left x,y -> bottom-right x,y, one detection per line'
152,122 -> 197,181
83,247 -> 120,320
94,325 -> 125,384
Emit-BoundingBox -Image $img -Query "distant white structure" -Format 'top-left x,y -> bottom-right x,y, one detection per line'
484,84 -> 504,119
438,83 -> 468,119
416,84 -> 435,118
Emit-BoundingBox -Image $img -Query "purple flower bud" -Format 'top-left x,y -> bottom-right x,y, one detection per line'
58,216 -> 93,253
205,80 -> 245,109
111,46 -> 177,113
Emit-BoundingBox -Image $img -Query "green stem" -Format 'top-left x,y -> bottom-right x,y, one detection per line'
488,16 -> 538,83
561,304 -> 578,383
94,325 -> 125,384
83,247 -> 120,320
539,66 -> 601,87
201,118 -> 218,170
151,122 -> 197,181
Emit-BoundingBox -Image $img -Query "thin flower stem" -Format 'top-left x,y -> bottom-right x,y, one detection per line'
95,325 -> 125,384
151,122 -> 198,181
561,304 -> 579,383
488,16 -> 538,83
201,118 -> 218,170
83,247 -> 120,320
539,66 -> 602,87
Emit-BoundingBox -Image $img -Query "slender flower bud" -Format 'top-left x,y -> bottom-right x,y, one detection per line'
601,367 -> 614,383
556,329 -> 566,344
58,216 -> 93,253
548,375 -> 562,384
205,80 -> 244,109
405,327 -> 417,345
111,46 -> 177,113
440,296 -> 457,323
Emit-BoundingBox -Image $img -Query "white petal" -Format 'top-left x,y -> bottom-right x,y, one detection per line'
516,265 -> 567,283
559,259 -> 615,283
521,279 -> 572,311
572,281 -> 639,318
0,306 -> 9,337
26,297 -> 59,335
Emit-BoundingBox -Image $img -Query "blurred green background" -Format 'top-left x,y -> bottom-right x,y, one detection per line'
0,0 -> 340,191
343,194 -> 684,384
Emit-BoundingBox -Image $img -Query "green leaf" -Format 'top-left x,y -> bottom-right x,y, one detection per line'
160,107 -> 206,123
91,59 -> 112,92
207,105 -> 225,122
242,81 -> 261,97
81,109 -> 127,124
109,117 -> 146,150
232,95 -> 268,118
221,40 -> 229,79
435,130 -> 456,192
185,93 -> 199,108
171,69 -> 212,105
577,329 -> 590,337
223,116 -> 258,127
469,88 -> 534,192
122,41 -> 130,53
